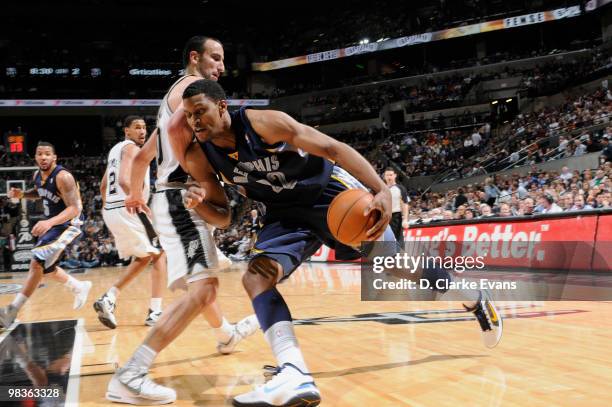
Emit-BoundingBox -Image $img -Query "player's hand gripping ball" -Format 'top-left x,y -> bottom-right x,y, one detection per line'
327,189 -> 381,246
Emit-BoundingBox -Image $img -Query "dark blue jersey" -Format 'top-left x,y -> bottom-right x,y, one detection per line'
34,165 -> 83,225
199,107 -> 334,208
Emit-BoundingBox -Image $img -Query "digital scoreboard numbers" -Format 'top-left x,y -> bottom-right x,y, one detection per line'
5,133 -> 26,154
28,67 -> 81,76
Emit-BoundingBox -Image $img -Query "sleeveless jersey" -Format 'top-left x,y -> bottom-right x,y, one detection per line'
34,165 -> 83,226
105,139 -> 150,205
199,107 -> 334,208
155,75 -> 192,189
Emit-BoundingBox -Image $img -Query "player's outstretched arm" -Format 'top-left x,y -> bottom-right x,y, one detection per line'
31,170 -> 82,237
247,109 -> 391,240
183,143 -> 231,229
8,187 -> 39,200
126,128 -> 157,215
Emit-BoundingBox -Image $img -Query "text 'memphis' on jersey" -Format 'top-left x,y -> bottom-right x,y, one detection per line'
199,107 -> 334,208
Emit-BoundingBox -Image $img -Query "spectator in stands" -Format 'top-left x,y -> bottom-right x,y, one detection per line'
601,137 -> 612,162
471,128 -> 482,150
590,170 -> 607,188
520,198 -> 535,215
249,208 -> 262,247
454,205 -> 467,220
479,203 -> 493,218
464,209 -> 476,220
596,191 -> 611,208
537,193 -> 563,214
558,136 -> 569,155
586,194 -> 598,208
574,139 -> 587,156
498,203 -> 512,217
453,187 -> 468,209
483,177 -> 500,206
559,166 -> 573,183
427,208 -> 443,223
569,194 -> 593,211
515,180 -> 529,199
586,136 -> 603,153
559,193 -> 574,211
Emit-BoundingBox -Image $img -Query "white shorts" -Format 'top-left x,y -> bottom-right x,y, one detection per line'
102,205 -> 162,260
151,189 -> 219,290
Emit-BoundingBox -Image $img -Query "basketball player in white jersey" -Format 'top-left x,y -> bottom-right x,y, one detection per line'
93,116 -> 166,329
105,36 -> 258,404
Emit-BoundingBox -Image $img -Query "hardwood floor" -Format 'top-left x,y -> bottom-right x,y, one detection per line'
1,263 -> 611,406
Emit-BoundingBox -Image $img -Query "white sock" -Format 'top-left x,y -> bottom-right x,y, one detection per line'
11,293 -> 28,311
150,298 -> 162,313
126,344 -> 157,370
107,286 -> 120,301
64,275 -> 83,292
214,317 -> 234,343
264,321 -> 309,373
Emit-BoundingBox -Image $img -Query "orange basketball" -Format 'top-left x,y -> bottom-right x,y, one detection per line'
327,189 -> 380,246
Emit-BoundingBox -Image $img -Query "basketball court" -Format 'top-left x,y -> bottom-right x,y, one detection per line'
1,262 -> 611,406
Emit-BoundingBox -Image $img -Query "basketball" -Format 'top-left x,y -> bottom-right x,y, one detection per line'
327,189 -> 380,246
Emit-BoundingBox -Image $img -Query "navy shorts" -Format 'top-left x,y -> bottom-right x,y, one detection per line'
252,166 -> 395,279
32,224 -> 82,273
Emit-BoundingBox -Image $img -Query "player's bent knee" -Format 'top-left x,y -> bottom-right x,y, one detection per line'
243,256 -> 280,292
30,259 -> 44,273
151,251 -> 165,263
135,255 -> 151,264
189,278 -> 218,309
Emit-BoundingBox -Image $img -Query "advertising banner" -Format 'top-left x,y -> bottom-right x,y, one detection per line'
311,212 -> 612,272
11,204 -> 35,272
0,99 -> 270,107
252,6 -> 581,71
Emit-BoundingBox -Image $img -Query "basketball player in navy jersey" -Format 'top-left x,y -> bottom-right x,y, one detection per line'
158,79 -> 503,407
0,142 -> 92,328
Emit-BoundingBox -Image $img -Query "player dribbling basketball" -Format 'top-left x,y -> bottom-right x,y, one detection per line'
168,79 -> 503,407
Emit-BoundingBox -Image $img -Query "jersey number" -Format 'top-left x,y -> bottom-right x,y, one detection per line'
42,200 -> 50,217
108,171 -> 118,196
255,172 -> 298,193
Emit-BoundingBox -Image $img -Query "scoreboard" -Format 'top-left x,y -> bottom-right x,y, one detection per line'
4,133 -> 26,154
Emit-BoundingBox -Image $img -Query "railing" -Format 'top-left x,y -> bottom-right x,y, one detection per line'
417,116 -> 610,192
498,115 -> 611,172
